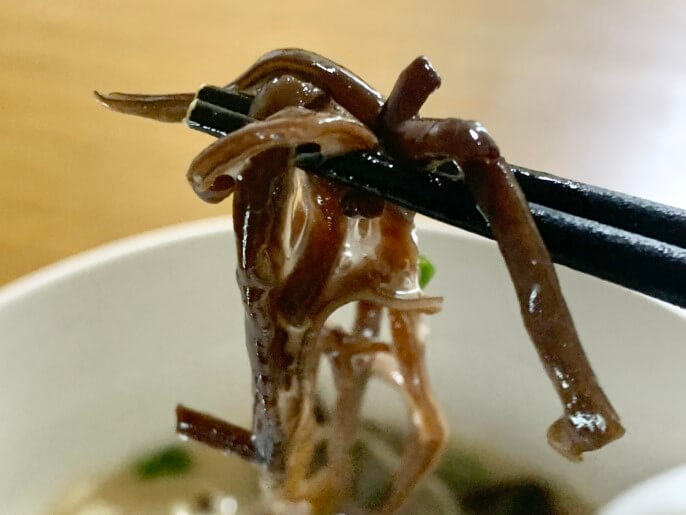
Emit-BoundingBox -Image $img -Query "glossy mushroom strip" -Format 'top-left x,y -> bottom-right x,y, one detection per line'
379,56 -> 625,460
93,91 -> 194,123
229,48 -> 384,126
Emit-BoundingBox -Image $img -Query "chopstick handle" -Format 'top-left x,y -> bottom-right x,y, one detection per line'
314,152 -> 686,309
512,166 -> 686,249
531,205 -> 686,308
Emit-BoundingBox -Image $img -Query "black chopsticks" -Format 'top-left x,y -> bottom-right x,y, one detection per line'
186,85 -> 686,309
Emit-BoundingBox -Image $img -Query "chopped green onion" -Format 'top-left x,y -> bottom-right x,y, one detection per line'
134,445 -> 192,480
418,255 -> 436,289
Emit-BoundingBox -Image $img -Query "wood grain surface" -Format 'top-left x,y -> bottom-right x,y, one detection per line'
1,0 -> 685,284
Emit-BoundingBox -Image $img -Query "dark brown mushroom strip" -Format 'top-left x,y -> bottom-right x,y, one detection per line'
248,75 -> 329,118
353,300 -> 383,339
314,302 -> 385,507
229,48 -> 384,126
231,147 -> 294,472
93,91 -> 194,123
378,56 -> 442,126
379,56 -> 624,460
176,404 -> 258,462
384,309 -> 447,513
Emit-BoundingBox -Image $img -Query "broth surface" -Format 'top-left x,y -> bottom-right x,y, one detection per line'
48,433 -> 590,515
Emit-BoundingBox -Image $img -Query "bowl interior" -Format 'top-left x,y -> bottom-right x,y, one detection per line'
1,218 -> 685,514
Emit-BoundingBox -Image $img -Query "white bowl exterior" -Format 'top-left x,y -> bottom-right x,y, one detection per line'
1,217 -> 685,514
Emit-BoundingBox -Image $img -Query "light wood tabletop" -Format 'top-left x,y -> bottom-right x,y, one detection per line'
2,0 -> 685,285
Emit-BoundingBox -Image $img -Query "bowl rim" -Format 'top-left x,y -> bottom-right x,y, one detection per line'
1,216 -> 683,321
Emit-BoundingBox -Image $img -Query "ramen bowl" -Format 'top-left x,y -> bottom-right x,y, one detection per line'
1,217 -> 685,514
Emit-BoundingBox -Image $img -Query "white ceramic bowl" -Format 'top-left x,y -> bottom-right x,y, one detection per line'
1,218 -> 685,514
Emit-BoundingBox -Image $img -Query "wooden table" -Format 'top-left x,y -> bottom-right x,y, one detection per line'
2,0 -> 685,284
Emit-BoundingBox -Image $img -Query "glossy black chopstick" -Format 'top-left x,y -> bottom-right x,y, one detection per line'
186,86 -> 686,308
194,86 -> 686,248
197,85 -> 254,114
187,99 -> 252,138
511,166 -> 686,249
